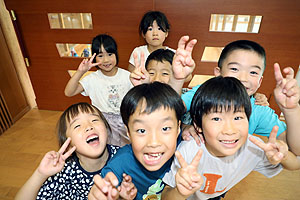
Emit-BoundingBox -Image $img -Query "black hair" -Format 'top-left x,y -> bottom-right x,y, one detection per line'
57,102 -> 111,148
120,82 -> 185,127
218,40 -> 266,73
145,49 -> 175,70
139,11 -> 170,35
91,34 -> 119,67
190,76 -> 251,130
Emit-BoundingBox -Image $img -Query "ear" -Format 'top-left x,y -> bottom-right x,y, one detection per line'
177,121 -> 181,137
258,75 -> 263,88
214,67 -> 221,76
165,31 -> 168,38
142,33 -> 146,39
125,126 -> 131,141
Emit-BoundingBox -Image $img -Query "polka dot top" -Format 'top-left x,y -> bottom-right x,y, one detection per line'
36,144 -> 119,200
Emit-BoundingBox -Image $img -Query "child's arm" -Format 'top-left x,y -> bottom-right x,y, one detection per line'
129,52 -> 150,86
254,92 -> 270,106
169,36 -> 197,95
249,126 -> 300,170
273,63 -> 300,155
15,138 -> 76,200
64,53 -> 100,97
162,150 -> 203,200
181,124 -> 204,146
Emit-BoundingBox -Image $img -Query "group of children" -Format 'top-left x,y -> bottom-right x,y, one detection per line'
16,10 -> 300,200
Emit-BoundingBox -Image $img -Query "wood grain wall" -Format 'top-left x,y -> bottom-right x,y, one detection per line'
4,0 -> 300,114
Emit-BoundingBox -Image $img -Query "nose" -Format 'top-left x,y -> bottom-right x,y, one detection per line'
238,71 -> 248,82
153,74 -> 161,82
152,28 -> 158,35
103,54 -> 109,62
222,120 -> 237,135
147,131 -> 160,147
85,123 -> 94,132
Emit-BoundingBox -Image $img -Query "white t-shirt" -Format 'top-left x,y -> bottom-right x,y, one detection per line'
129,45 -> 176,66
163,135 -> 283,200
79,68 -> 133,114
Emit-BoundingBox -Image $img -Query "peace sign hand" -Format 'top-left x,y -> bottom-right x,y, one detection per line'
172,36 -> 197,80
37,137 -> 76,178
175,149 -> 203,197
249,126 -> 288,165
78,53 -> 101,73
129,52 -> 150,86
273,63 -> 300,110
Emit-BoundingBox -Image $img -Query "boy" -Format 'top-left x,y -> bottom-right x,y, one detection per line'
89,81 -> 185,199
178,40 -> 300,155
162,76 -> 300,200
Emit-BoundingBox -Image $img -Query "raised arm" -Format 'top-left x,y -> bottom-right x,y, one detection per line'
129,52 -> 150,86
249,126 -> 300,170
273,63 -> 300,155
169,36 -> 197,95
64,53 -> 100,97
15,138 -> 76,200
162,150 -> 203,200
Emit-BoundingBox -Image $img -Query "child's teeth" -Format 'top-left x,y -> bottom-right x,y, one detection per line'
221,140 -> 235,144
144,153 -> 162,160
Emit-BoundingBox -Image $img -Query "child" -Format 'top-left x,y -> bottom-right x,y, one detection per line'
128,11 -> 175,73
64,34 -> 133,147
162,76 -> 300,200
179,40 -> 300,155
130,48 -> 175,85
88,82 -> 186,200
15,102 -> 136,200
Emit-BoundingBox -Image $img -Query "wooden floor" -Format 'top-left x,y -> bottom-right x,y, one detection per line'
0,108 -> 299,200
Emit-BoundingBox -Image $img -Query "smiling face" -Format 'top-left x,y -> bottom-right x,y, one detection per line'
95,46 -> 117,76
214,50 -> 264,96
66,111 -> 108,159
143,20 -> 168,49
147,60 -> 173,84
196,107 -> 249,157
127,101 -> 180,171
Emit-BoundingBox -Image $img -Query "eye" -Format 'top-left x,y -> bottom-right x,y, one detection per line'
108,53 -> 113,56
92,119 -> 99,122
148,72 -> 155,76
212,117 -> 221,121
162,127 -> 171,131
97,54 -> 103,58
137,129 -> 146,134
147,27 -> 153,31
158,27 -> 162,31
234,116 -> 243,120
162,72 -> 169,76
250,71 -> 259,75
74,124 -> 80,129
230,67 -> 238,72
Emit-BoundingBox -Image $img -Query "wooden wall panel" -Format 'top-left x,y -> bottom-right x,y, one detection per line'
4,0 -> 300,114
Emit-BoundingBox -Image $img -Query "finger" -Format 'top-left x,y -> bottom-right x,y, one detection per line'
249,136 -> 267,150
185,39 -> 197,55
283,79 -> 298,96
90,53 -> 97,62
190,149 -> 202,167
268,126 -> 279,144
58,137 -> 72,154
177,36 -> 189,50
93,174 -> 109,194
133,52 -> 140,69
105,172 -> 119,187
52,151 -> 60,165
140,52 -> 145,70
190,130 -> 201,146
175,150 -> 188,168
274,63 -> 284,86
62,146 -> 76,160
283,67 -> 294,80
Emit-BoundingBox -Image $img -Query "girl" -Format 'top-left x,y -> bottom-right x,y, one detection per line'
15,102 -> 136,200
65,34 -> 133,146
128,11 -> 174,72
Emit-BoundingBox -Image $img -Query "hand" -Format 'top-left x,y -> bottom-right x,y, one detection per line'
172,36 -> 197,80
129,52 -> 150,86
273,63 -> 300,110
118,173 -> 137,200
88,173 -> 119,200
175,150 -> 203,197
77,53 -> 101,73
37,137 -> 76,178
249,126 -> 288,165
254,92 -> 269,106
181,124 -> 204,146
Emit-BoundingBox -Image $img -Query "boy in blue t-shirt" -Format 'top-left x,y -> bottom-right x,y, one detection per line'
89,82 -> 186,199
177,40 -> 300,156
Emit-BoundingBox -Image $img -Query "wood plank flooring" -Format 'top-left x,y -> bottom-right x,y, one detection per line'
0,108 -> 299,200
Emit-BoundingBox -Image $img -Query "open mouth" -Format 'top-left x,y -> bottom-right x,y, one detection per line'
86,134 -> 99,145
219,139 -> 239,147
102,64 -> 111,68
143,152 -> 163,165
